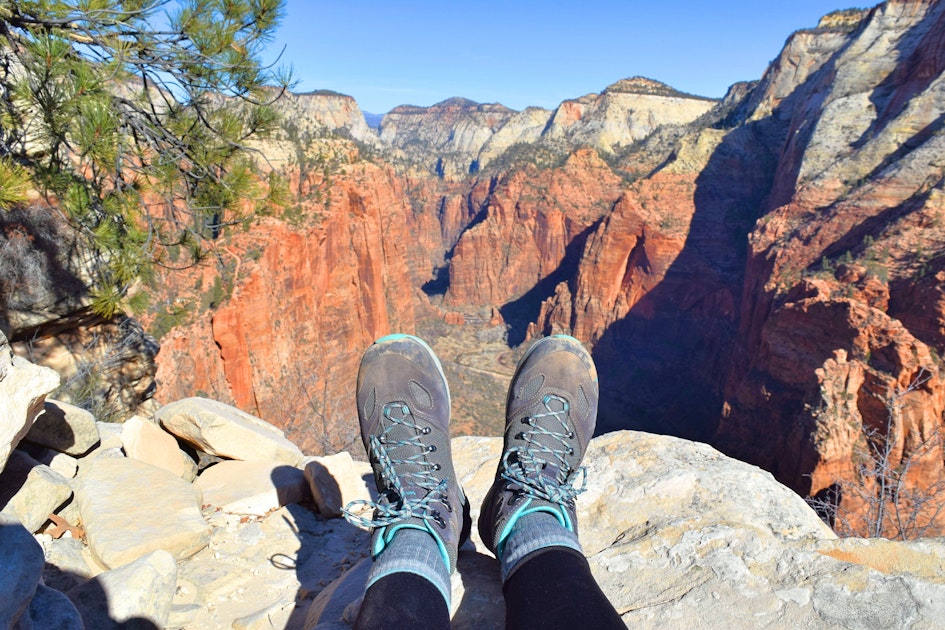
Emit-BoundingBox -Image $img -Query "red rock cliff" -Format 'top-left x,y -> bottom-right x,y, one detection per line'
154,161 -> 420,454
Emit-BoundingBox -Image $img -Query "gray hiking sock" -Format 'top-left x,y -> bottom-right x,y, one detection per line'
499,510 -> 582,582
366,527 -> 452,608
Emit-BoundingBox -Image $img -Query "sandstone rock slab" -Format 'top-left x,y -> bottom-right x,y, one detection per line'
177,503 -> 369,629
26,399 -> 100,456
195,460 -> 308,516
575,431 -> 836,555
0,449 -> 72,532
156,397 -> 304,466
308,431 -> 945,628
0,331 -> 60,472
232,599 -> 297,630
122,415 -> 197,481
76,456 -> 210,568
67,549 -> 178,628
304,452 -> 376,518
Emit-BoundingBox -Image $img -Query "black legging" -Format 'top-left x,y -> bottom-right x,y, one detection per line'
354,547 -> 624,629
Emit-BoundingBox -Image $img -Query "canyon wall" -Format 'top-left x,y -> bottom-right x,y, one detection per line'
147,1 -> 945,537
152,158 -> 426,454
529,0 -> 945,535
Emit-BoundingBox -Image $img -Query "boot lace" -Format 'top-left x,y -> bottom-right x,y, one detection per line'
343,402 -> 450,529
500,393 -> 587,505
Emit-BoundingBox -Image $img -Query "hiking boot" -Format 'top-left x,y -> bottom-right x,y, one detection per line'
479,335 -> 598,557
343,334 -> 471,573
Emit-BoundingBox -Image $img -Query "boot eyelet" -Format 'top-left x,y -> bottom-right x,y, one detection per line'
421,427 -> 431,434
568,447 -> 574,455
427,445 -> 437,452
432,463 -> 441,471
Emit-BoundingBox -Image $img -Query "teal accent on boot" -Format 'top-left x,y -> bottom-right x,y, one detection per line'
373,521 -> 452,573
495,498 -> 573,559
498,510 -> 582,582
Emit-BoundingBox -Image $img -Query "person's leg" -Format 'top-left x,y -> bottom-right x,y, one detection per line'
343,334 -> 471,628
355,571 -> 450,630
478,335 -> 623,629
504,547 -> 623,629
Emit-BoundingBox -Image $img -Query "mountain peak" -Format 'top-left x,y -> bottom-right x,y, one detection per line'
433,96 -> 482,108
603,76 -> 716,101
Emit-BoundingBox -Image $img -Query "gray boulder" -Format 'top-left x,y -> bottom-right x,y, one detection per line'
25,400 -> 100,457
66,549 -> 177,628
0,449 -> 73,532
0,513 -> 44,628
76,457 -> 209,568
156,397 -> 304,466
0,331 -> 60,472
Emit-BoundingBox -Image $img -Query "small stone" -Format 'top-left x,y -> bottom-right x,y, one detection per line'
0,330 -> 60,471
156,397 -> 303,466
195,460 -> 308,516
25,399 -> 100,456
122,415 -> 197,481
76,457 -> 209,568
20,444 -> 79,479
66,549 -> 178,628
0,449 -> 73,532
95,421 -> 124,450
303,452 -> 377,518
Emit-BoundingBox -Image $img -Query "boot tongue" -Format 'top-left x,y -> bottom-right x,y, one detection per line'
538,461 -> 566,488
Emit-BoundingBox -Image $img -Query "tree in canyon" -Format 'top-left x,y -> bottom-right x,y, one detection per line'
0,0 -> 291,316
810,369 -> 945,540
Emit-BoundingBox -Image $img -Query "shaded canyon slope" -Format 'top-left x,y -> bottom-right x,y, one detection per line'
529,0 -> 945,535
137,0 -> 945,535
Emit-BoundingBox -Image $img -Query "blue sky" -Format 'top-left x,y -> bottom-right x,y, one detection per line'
267,1 -> 861,114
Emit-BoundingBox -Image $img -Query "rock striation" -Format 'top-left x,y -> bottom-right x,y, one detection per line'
274,90 -> 379,146
380,97 -> 520,178
542,77 -> 716,153
715,0 -> 945,534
